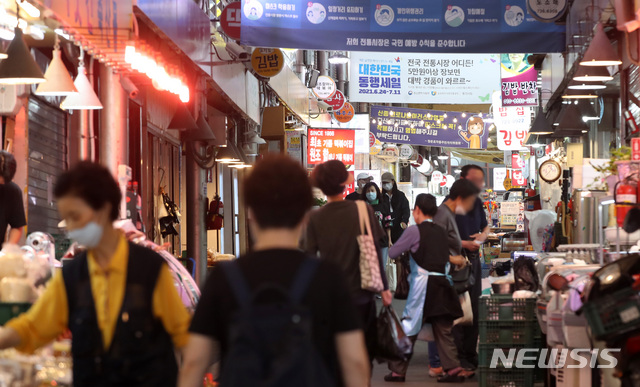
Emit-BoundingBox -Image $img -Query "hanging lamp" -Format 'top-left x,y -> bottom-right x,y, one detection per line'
573,65 -> 612,82
35,38 -> 77,96
567,80 -> 606,90
579,100 -> 600,121
529,107 -> 553,134
580,24 -> 622,67
525,133 -> 546,147
562,88 -> 598,99
0,27 -> 44,84
60,55 -> 103,110
167,104 -> 198,130
328,52 -> 349,64
215,147 -> 240,164
557,104 -> 589,133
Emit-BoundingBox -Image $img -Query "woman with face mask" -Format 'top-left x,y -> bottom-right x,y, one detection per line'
434,179 -> 481,258
0,162 -> 191,387
380,172 -> 411,245
361,182 -> 392,266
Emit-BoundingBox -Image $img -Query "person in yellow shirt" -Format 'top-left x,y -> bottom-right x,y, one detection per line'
0,161 -> 191,387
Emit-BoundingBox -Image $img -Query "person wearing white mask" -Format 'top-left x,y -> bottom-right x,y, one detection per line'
345,173 -> 373,201
434,179 -> 481,258
380,172 -> 410,244
0,162 -> 190,387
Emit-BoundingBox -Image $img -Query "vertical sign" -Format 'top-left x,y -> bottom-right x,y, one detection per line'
285,130 -> 302,162
307,129 -> 356,165
633,138 -> 640,161
494,89 -> 533,151
501,53 -> 538,107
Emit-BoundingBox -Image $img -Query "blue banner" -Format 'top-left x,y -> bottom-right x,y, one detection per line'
370,105 -> 489,149
240,0 -> 565,53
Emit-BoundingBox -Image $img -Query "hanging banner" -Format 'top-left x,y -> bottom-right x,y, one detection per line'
349,52 -> 500,104
308,129 -> 356,164
501,53 -> 538,107
370,105 -> 489,149
240,0 -> 566,53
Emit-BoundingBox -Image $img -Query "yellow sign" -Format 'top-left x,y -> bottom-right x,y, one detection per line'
251,48 -> 284,78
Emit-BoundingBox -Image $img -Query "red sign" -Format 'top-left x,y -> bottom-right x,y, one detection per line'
633,138 -> 640,161
325,90 -> 345,111
334,102 -> 355,123
512,169 -> 526,186
220,2 -> 241,40
308,129 -> 356,165
511,152 -> 525,169
343,171 -> 355,198
369,132 -> 376,147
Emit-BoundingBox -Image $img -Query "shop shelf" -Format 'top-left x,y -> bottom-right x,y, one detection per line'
480,319 -> 541,346
479,295 -> 538,322
0,303 -> 31,325
479,366 -> 536,387
583,287 -> 640,340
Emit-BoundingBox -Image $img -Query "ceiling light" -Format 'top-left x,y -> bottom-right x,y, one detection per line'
529,107 -> 553,134
579,101 -> 600,121
568,82 -> 606,90
573,65 -> 612,82
229,164 -> 252,169
26,25 -> 44,40
525,133 -> 545,147
18,1 -> 40,18
580,23 -> 622,67
215,147 -> 241,163
557,104 -> 589,133
328,52 -> 349,64
35,43 -> 78,96
294,127 -> 305,131
167,104 -> 198,130
0,27 -> 45,84
0,28 -> 14,41
438,154 -> 449,160
562,89 -> 598,99
60,64 -> 103,110
54,28 -> 70,40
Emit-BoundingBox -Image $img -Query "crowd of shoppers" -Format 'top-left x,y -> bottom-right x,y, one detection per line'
0,154 -> 490,386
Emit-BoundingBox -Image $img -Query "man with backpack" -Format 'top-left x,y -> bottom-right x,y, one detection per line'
178,155 -> 370,387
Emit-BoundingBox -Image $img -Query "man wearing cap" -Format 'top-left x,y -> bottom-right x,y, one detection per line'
381,172 -> 410,244
0,151 -> 26,247
345,172 -> 373,201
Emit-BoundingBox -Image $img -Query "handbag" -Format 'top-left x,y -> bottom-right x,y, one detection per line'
355,201 -> 384,293
386,258 -> 397,292
394,253 -> 410,300
375,306 -> 413,362
453,291 -> 474,326
451,258 -> 475,295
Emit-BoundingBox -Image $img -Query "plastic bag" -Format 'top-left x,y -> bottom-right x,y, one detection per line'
513,256 -> 540,292
525,210 -> 557,252
453,291 -> 473,326
375,306 -> 413,363
394,254 -> 410,300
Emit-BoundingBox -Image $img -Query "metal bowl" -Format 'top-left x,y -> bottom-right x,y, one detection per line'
492,282 -> 515,294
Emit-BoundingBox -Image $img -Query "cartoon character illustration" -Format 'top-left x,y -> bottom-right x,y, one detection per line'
459,116 -> 484,149
515,12 -> 524,24
306,3 -> 327,24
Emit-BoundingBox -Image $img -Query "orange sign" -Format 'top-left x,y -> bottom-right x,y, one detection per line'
251,48 -> 284,77
334,102 -> 355,123
308,128 -> 355,165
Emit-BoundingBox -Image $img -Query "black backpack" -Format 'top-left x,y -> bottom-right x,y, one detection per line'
219,258 -> 337,387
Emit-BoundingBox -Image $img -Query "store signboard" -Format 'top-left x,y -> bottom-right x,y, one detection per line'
633,138 -> 640,161
501,53 -> 538,107
251,48 -> 285,77
343,171 -> 355,197
493,168 -> 507,190
334,102 -> 355,123
500,201 -> 523,225
240,0 -> 566,53
494,90 -> 533,151
285,130 -> 302,162
307,129 -> 356,164
221,2 -> 242,40
370,105 -> 489,149
512,169 -> 526,186
313,76 -> 337,100
349,52 -> 500,104
325,90 -> 346,111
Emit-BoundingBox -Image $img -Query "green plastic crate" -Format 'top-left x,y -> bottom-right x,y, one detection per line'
479,367 -> 536,387
0,303 -> 31,325
478,337 -> 543,368
480,319 -> 541,346
480,295 -> 537,322
52,233 -> 71,260
583,287 -> 640,340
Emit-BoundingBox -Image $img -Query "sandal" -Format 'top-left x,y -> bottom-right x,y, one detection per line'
384,373 -> 406,382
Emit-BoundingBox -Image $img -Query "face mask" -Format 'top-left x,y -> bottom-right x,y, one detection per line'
455,205 -> 466,215
366,192 -> 377,202
68,221 -> 104,248
358,182 -> 366,190
382,183 -> 393,192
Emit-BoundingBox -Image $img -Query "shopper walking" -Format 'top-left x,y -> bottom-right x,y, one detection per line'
0,151 -> 26,247
385,194 -> 470,383
346,172 -> 373,201
180,156 -> 369,387
453,165 -> 490,370
304,160 -> 392,365
381,172 -> 410,244
361,181 -> 392,266
0,161 -> 191,387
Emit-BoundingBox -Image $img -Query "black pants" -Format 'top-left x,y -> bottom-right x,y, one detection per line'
356,297 -> 378,365
453,251 -> 481,366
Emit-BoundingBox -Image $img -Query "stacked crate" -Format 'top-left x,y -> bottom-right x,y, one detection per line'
478,295 -> 543,387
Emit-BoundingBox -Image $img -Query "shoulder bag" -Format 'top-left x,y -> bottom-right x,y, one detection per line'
355,201 -> 384,293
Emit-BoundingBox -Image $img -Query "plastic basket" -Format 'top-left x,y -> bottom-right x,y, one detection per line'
480,319 -> 541,346
0,303 -> 31,325
481,262 -> 491,279
478,337 -> 543,368
479,367 -> 536,387
52,233 -> 71,260
583,287 -> 640,340
480,295 -> 538,322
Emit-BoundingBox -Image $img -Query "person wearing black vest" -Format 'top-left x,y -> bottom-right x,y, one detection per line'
0,162 -> 191,387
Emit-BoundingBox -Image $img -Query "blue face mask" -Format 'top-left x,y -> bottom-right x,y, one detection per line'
67,221 -> 104,248
366,192 -> 377,202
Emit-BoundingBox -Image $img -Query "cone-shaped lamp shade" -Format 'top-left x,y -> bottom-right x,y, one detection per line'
215,147 -> 240,163
568,81 -> 606,90
168,104 -> 198,130
529,107 -> 553,134
525,133 -> 546,147
579,101 -> 599,121
573,65 -> 612,82
557,104 -> 589,133
60,66 -> 103,110
580,24 -> 622,67
562,89 -> 598,99
35,47 -> 77,96
0,28 -> 45,84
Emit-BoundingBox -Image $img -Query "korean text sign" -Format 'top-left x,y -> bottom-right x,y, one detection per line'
495,105 -> 533,150
501,53 -> 538,107
349,52 -> 499,104
370,105 -> 488,149
308,129 -> 356,165
240,0 -> 565,53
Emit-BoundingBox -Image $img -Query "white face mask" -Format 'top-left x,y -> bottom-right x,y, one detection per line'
382,183 -> 393,192
67,221 -> 104,248
358,181 -> 366,190
455,204 -> 467,215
